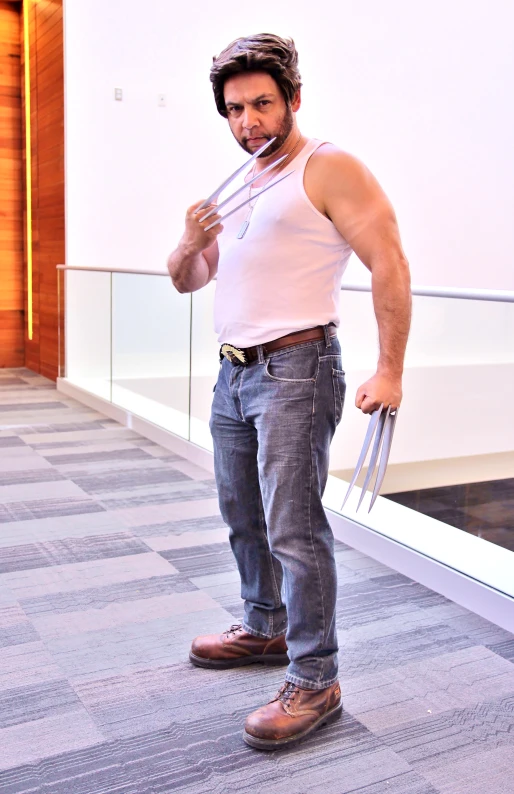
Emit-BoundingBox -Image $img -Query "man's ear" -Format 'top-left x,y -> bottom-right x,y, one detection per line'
291,89 -> 302,112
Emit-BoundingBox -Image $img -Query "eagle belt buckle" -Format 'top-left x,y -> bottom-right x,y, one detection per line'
220,343 -> 249,366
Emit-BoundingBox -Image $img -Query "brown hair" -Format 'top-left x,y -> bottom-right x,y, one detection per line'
210,33 -> 302,118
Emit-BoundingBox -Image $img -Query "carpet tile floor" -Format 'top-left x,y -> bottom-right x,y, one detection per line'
0,368 -> 513,793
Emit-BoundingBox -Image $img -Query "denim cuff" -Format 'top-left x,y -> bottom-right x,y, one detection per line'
285,672 -> 339,691
242,621 -> 286,640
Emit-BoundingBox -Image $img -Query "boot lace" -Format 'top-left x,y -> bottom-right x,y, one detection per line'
275,682 -> 300,706
223,624 -> 244,638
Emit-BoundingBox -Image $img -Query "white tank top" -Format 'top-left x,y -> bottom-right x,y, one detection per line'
214,138 -> 353,347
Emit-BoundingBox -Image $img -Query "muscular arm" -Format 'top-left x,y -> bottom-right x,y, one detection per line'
167,240 -> 219,293
319,147 -> 412,411
167,200 -> 221,293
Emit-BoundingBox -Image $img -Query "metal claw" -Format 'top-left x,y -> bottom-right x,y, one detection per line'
203,170 -> 294,232
194,137 -> 277,213
368,407 -> 399,512
341,405 -> 383,509
356,406 -> 391,511
198,153 -> 289,223
342,404 -> 400,513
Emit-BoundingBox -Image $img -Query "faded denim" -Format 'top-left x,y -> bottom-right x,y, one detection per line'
210,329 -> 346,690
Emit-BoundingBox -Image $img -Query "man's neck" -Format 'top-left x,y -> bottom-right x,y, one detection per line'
255,129 -> 304,173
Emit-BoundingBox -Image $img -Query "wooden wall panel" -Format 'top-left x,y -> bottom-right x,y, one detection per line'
35,0 -> 64,380
21,1 -> 38,371
20,0 -> 64,379
0,1 -> 24,367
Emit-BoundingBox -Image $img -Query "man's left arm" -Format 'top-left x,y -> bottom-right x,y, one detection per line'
320,148 -> 412,414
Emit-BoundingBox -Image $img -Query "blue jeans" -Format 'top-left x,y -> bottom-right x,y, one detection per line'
210,328 -> 346,690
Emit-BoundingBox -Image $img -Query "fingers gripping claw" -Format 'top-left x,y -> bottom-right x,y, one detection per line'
342,405 -> 400,513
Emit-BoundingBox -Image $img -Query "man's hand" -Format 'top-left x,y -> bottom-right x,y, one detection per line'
355,372 -> 402,415
183,200 -> 224,254
167,200 -> 221,293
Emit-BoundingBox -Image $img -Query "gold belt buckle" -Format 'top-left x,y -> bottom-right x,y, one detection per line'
220,343 -> 249,366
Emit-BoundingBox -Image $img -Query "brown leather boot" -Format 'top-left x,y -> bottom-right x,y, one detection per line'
243,680 -> 342,750
189,623 -> 289,669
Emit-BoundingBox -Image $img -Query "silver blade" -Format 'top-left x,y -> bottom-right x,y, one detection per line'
204,170 -> 295,231
368,407 -> 399,512
194,137 -> 277,213
198,154 -> 288,222
341,405 -> 384,509
356,406 -> 391,511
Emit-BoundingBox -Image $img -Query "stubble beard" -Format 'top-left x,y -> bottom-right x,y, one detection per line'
237,105 -> 295,158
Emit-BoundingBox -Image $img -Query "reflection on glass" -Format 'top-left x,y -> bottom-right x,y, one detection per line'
385,478 -> 514,552
111,274 -> 191,440
331,293 -> 514,552
65,269 -> 112,401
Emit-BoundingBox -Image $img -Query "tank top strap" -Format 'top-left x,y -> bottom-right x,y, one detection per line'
291,137 -> 327,171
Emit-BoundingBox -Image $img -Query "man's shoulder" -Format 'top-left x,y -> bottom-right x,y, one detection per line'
307,142 -> 374,195
309,142 -> 367,174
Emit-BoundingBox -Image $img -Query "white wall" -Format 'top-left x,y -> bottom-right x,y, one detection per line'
64,0 -> 514,289
63,0 -> 514,468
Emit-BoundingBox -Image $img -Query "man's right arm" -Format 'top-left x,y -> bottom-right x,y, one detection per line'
167,200 -> 222,293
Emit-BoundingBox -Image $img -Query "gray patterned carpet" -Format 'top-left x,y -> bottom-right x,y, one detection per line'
0,368 -> 513,793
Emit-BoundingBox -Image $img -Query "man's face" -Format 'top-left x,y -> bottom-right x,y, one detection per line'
223,72 -> 299,157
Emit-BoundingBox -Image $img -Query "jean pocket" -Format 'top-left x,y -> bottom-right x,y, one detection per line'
320,353 -> 345,373
264,345 -> 319,383
332,368 -> 346,424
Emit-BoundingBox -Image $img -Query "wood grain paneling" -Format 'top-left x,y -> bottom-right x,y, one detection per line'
0,1 -> 24,367
20,0 -> 64,379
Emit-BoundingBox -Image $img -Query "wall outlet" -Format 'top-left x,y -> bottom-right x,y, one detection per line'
158,94 -> 166,107
114,87 -> 123,101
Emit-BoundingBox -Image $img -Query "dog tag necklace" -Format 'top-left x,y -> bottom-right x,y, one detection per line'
236,199 -> 256,240
236,168 -> 271,239
237,132 -> 302,240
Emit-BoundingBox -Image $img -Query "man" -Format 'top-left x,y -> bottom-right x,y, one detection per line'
168,33 -> 411,751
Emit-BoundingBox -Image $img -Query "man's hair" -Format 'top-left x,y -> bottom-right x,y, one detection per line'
210,33 -> 302,118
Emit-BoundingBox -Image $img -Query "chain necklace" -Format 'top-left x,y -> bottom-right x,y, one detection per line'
237,132 -> 303,240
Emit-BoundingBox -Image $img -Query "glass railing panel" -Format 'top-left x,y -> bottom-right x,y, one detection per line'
65,269 -> 112,401
63,267 -> 513,593
189,281 -> 219,450
111,273 -> 191,440
331,291 -> 514,557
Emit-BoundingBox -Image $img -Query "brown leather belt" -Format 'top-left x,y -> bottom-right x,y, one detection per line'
220,325 -> 337,366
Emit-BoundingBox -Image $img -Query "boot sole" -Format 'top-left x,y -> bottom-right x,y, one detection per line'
243,702 -> 343,751
189,651 -> 289,669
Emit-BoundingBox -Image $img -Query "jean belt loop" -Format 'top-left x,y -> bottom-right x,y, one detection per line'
323,324 -> 332,349
257,344 -> 265,365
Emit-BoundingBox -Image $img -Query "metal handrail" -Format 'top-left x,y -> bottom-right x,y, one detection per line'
56,265 -> 169,278
339,282 -> 514,303
56,265 -> 514,303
